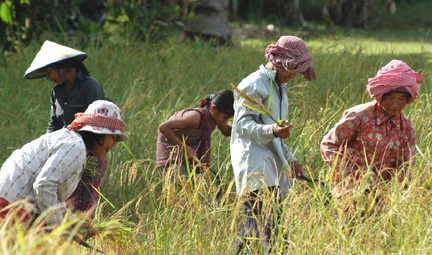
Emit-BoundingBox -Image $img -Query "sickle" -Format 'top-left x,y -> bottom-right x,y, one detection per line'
72,234 -> 105,254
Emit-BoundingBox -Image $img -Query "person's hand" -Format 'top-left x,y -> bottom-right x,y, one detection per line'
85,225 -> 99,239
76,220 -> 98,239
290,161 -> 305,179
185,145 -> 197,161
273,121 -> 293,139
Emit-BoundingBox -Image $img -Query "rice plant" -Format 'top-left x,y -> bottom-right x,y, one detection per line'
0,24 -> 431,254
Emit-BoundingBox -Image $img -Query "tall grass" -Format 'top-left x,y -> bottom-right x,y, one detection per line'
0,27 -> 431,254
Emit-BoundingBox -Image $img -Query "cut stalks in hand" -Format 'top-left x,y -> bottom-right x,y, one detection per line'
230,83 -> 282,126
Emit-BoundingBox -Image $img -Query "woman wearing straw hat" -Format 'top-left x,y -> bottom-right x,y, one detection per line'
321,59 -> 423,198
0,100 -> 127,233
24,40 -> 107,217
24,40 -> 106,132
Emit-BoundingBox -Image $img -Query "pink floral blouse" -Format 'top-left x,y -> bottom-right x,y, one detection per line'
320,101 -> 416,182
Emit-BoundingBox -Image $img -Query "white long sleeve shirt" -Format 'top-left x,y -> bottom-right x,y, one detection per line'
0,128 -> 86,225
230,65 -> 297,197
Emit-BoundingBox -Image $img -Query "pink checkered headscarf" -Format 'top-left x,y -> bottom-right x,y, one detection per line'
367,59 -> 422,104
265,35 -> 317,81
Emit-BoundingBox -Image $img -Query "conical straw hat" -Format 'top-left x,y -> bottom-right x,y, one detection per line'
24,40 -> 87,79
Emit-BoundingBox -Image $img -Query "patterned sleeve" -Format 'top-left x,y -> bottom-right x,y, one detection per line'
33,142 -> 86,226
320,109 -> 361,177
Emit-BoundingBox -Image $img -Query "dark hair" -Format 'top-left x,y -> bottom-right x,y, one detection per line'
76,130 -> 105,152
199,89 -> 234,116
382,88 -> 412,101
50,59 -> 90,76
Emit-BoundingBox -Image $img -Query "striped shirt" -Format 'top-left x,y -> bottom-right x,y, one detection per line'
0,128 -> 86,225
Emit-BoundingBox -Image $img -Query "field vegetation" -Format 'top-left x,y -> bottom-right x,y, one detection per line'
0,3 -> 431,254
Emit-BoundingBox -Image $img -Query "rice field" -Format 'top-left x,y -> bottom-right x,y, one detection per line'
0,25 -> 431,254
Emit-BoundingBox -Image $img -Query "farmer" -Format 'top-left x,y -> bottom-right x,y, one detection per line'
320,59 -> 422,198
230,35 -> 317,252
156,90 -> 234,181
24,40 -> 106,217
0,100 -> 127,232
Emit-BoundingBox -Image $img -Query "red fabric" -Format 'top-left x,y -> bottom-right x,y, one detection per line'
265,35 -> 317,81
66,157 -> 107,217
68,113 -> 126,132
0,197 -> 33,223
367,59 -> 422,104
320,101 -> 415,182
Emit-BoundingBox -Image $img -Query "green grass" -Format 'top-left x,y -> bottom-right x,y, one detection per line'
1,25 -> 432,254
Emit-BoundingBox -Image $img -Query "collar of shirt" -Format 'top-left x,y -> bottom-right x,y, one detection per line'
259,64 -> 286,96
374,102 -> 401,129
260,64 -> 276,82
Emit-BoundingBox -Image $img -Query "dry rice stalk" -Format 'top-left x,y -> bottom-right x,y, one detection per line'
230,83 -> 282,126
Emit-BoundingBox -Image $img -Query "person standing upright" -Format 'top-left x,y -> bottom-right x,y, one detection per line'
230,35 -> 317,252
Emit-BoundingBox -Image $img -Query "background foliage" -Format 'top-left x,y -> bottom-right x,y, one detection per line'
0,0 -> 431,254
1,0 -> 432,52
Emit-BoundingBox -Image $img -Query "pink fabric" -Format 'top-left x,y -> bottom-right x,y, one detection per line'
265,35 -> 317,81
320,101 -> 416,183
66,156 -> 107,218
367,59 -> 422,104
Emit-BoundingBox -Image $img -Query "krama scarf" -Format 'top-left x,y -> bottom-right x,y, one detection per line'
265,35 -> 317,81
367,59 -> 422,104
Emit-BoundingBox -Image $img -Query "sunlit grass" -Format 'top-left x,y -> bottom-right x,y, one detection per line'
0,27 -> 431,254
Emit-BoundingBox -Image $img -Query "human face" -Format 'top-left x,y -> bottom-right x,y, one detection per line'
45,67 -> 75,87
92,135 -> 117,159
276,69 -> 297,83
210,105 -> 233,126
380,92 -> 410,117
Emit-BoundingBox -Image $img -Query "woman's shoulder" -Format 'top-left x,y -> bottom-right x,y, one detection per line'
75,75 -> 104,96
180,108 -> 203,118
339,102 -> 377,123
50,128 -> 84,143
76,70 -> 101,85
80,76 -> 102,87
344,101 -> 376,115
43,129 -> 86,156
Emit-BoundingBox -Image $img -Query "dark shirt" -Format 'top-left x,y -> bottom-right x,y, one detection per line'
48,70 -> 105,132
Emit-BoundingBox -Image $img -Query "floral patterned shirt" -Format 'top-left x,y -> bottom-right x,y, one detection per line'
320,101 -> 416,182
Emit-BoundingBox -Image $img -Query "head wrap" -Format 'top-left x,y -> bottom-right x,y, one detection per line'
68,114 -> 126,133
265,35 -> 317,81
367,59 -> 422,104
68,100 -> 128,141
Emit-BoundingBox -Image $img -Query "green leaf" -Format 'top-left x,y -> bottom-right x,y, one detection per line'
0,3 -> 13,24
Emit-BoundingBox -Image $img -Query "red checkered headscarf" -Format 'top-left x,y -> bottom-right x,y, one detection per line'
265,35 -> 317,81
68,113 -> 126,132
367,59 -> 422,104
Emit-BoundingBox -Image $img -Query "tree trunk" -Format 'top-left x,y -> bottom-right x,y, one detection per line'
282,0 -> 308,28
183,0 -> 232,45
